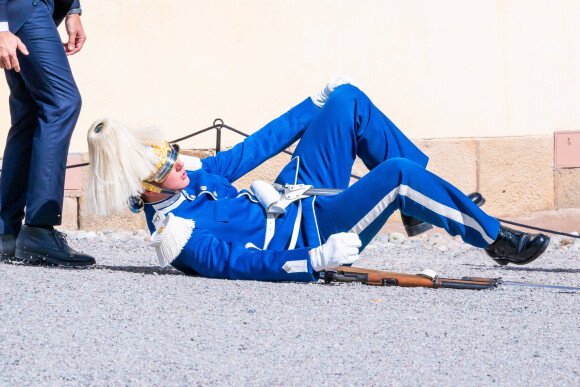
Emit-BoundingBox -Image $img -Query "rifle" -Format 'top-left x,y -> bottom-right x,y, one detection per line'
321,267 -> 580,291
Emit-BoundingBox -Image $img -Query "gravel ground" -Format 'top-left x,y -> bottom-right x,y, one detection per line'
1,229 -> 579,386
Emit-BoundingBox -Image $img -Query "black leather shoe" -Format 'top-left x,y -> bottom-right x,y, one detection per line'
14,225 -> 96,267
485,225 -> 549,266
402,192 -> 486,237
0,234 -> 17,262
401,214 -> 433,237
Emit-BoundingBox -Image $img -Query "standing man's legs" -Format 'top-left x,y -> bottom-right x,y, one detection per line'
14,3 -> 81,227
1,2 -> 94,265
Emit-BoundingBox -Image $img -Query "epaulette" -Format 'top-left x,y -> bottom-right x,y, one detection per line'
149,213 -> 195,267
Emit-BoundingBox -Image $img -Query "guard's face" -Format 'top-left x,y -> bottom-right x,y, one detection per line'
158,158 -> 190,191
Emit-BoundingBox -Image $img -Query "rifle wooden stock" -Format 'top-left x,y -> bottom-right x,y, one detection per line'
322,267 -> 500,290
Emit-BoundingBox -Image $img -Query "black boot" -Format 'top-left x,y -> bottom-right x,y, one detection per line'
14,225 -> 96,266
0,234 -> 17,262
402,192 -> 487,237
401,214 -> 433,237
485,225 -> 549,266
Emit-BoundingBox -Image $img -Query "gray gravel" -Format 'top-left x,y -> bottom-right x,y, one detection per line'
1,230 -> 579,386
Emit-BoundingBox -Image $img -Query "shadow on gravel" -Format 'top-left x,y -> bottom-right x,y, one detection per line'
92,265 -> 187,276
462,263 -> 580,274
500,266 -> 580,274
2,261 -> 188,276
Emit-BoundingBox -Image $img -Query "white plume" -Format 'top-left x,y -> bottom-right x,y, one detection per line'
86,118 -> 161,216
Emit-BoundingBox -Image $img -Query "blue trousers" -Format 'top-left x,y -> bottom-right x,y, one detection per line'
292,85 -> 499,248
1,1 -> 81,234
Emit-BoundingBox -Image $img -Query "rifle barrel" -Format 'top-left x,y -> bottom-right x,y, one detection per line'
436,279 -> 498,290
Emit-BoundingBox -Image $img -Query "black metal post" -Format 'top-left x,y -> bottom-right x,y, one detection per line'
213,118 -> 223,153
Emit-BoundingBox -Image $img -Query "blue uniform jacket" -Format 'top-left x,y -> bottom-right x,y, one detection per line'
0,0 -> 80,32
144,98 -> 323,282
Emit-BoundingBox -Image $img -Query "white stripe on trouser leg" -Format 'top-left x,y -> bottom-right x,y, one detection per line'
349,184 -> 495,245
349,186 -> 399,234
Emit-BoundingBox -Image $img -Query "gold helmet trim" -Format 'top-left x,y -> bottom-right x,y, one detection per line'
145,142 -> 180,183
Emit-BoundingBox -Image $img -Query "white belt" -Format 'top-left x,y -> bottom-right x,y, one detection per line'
252,181 -> 312,250
288,200 -> 302,250
262,201 -> 303,250
264,213 -> 277,249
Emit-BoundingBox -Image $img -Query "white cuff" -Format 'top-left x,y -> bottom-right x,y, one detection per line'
0,22 -> 9,32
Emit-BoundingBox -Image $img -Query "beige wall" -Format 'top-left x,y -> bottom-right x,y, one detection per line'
1,0 -> 580,153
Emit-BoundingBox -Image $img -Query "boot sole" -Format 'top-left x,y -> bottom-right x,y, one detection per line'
0,253 -> 15,263
405,222 -> 433,237
14,250 -> 95,267
11,250 -> 41,265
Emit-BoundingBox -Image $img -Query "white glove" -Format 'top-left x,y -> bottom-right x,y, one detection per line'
311,75 -> 358,108
310,232 -> 362,271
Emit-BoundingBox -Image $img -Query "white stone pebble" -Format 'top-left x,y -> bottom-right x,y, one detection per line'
388,232 -> 406,244
561,237 -> 575,246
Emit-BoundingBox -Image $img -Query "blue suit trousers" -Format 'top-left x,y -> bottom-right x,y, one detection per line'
292,85 -> 500,248
1,1 -> 81,233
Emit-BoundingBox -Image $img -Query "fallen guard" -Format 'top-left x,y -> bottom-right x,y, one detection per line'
86,77 -> 550,282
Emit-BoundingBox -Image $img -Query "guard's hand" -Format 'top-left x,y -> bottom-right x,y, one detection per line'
64,14 -> 86,55
311,75 -> 358,108
309,232 -> 362,271
0,31 -> 29,72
